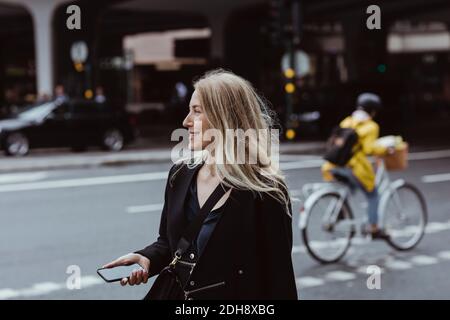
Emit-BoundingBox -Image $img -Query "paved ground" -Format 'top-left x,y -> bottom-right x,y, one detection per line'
0,149 -> 449,299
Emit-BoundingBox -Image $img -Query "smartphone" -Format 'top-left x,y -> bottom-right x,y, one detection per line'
97,264 -> 144,283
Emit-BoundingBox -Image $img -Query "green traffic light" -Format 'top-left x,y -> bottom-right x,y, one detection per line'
377,64 -> 386,73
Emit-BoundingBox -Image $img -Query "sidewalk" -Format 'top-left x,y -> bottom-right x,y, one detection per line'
0,141 -> 326,173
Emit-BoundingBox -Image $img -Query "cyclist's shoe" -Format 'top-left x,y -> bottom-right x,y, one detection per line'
322,223 -> 334,232
370,229 -> 390,241
361,225 -> 390,240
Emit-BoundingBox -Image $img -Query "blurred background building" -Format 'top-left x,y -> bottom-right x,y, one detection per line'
0,0 -> 449,143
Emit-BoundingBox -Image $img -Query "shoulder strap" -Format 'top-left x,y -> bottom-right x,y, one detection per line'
174,182 -> 230,259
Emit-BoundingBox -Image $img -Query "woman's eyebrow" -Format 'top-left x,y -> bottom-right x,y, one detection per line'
190,104 -> 201,109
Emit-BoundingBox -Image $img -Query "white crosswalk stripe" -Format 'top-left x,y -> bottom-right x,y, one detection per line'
325,271 -> 357,281
383,260 -> 413,270
0,276 -> 103,300
409,255 -> 439,266
437,251 -> 450,260
296,277 -> 325,288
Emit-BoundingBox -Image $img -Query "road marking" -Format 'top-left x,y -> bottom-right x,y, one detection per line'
293,220 -> 450,257
409,255 -> 439,266
0,289 -> 19,300
325,271 -> 357,281
408,149 -> 450,160
0,275 -> 103,300
383,260 -> 413,270
292,246 -> 305,254
283,148 -> 450,171
280,160 -> 324,170
0,148 -> 449,192
293,219 -> 450,256
437,251 -> 450,260
422,173 -> 450,183
0,172 -> 48,184
127,203 -> 164,214
296,248 -> 450,291
0,171 -> 168,193
280,154 -> 322,161
0,160 -> 321,193
4,250 -> 450,298
425,222 -> 450,233
296,276 -> 325,288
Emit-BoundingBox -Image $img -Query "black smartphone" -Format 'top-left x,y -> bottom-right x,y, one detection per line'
97,264 -> 144,283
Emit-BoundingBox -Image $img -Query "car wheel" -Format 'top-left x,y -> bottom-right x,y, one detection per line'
102,129 -> 124,151
4,132 -> 29,156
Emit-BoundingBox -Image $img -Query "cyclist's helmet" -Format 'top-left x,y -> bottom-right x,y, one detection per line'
356,92 -> 382,115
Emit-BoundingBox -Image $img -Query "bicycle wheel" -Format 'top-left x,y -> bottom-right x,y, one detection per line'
302,193 -> 355,263
382,182 -> 427,250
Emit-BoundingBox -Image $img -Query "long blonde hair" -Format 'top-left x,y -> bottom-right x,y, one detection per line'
175,69 -> 290,215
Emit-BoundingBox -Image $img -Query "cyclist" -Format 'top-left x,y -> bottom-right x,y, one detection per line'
321,93 -> 393,239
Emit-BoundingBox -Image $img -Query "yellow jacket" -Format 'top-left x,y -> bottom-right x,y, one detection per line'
321,116 -> 387,192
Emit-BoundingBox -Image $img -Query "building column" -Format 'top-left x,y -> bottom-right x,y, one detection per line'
1,0 -> 70,97
206,11 -> 229,63
20,0 -> 61,97
26,0 -> 60,97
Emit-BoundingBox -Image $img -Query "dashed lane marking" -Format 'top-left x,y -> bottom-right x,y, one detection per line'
127,203 -> 164,214
422,173 -> 450,184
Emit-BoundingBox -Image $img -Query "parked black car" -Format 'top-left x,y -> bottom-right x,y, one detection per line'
0,99 -> 137,156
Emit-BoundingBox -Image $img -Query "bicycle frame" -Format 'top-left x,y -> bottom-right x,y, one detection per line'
376,159 -> 408,228
299,158 -> 406,235
300,182 -> 354,231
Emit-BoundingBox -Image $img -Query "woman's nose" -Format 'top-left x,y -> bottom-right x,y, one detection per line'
182,113 -> 192,128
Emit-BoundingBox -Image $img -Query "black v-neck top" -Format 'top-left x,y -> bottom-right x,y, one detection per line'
184,169 -> 225,257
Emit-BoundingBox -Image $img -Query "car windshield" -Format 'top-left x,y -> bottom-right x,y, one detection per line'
17,102 -> 56,120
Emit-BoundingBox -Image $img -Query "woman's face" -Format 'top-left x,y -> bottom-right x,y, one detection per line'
183,90 -> 211,150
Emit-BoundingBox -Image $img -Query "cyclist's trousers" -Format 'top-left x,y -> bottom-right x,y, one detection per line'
330,167 -> 379,225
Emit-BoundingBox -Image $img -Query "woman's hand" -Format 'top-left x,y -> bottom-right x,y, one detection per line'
102,253 -> 151,286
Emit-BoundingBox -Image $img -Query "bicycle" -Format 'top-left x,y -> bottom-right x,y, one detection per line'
299,159 -> 427,264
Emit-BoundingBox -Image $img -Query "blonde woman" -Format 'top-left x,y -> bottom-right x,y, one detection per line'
103,69 -> 298,300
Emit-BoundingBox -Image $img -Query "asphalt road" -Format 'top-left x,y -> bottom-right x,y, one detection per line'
0,151 -> 449,300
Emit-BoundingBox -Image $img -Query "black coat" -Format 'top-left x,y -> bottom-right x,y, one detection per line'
135,163 -> 298,300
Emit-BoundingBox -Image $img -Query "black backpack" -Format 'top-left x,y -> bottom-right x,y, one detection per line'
323,126 -> 360,166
